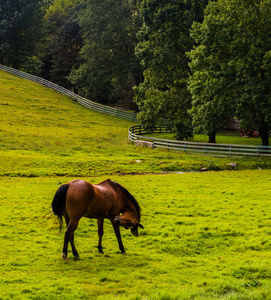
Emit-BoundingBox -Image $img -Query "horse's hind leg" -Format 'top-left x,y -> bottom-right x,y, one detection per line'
97,218 -> 104,254
62,219 -> 79,261
70,232 -> 79,258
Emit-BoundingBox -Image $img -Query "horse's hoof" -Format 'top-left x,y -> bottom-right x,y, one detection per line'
62,253 -> 69,262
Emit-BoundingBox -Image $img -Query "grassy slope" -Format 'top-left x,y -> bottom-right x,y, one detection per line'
1,71 -> 271,299
1,70 -> 271,177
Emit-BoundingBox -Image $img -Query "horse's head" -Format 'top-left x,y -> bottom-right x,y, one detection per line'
114,211 -> 144,237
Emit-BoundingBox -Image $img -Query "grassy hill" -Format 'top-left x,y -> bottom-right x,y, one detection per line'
1,70 -> 271,300
1,70 -> 271,177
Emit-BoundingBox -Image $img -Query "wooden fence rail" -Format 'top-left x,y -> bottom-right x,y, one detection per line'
2,65 -> 271,157
0,64 -> 138,122
129,125 -> 271,157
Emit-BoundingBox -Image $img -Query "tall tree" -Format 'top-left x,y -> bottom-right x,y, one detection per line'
69,0 -> 143,105
0,0 -> 48,73
42,0 -> 83,89
134,0 -> 209,139
43,0 -> 83,88
188,0 -> 271,145
49,19 -> 82,89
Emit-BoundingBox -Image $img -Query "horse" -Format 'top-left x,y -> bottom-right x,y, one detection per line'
51,179 -> 144,261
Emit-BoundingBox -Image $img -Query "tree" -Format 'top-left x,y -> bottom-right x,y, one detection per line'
188,0 -> 271,146
43,0 -> 83,88
134,0 -> 209,139
188,41 -> 235,143
69,0 -> 143,105
0,0 -> 48,73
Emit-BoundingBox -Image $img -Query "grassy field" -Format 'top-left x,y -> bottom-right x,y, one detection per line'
1,172 -> 271,300
1,70 -> 271,299
146,130 -> 270,146
1,70 -> 271,176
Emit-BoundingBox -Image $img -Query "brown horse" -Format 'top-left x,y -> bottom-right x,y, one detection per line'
51,179 -> 144,260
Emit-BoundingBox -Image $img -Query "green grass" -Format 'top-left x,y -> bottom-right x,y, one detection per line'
1,70 -> 271,299
147,130 -> 270,146
1,172 -> 271,299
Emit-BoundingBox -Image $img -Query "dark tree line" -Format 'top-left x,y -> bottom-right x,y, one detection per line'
1,0 -> 271,145
0,0 -> 49,72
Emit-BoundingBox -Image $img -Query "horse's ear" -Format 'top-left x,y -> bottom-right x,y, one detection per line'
138,223 -> 144,229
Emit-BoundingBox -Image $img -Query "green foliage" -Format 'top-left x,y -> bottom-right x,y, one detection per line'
188,0 -> 271,145
46,0 -> 79,25
134,0 -> 208,138
48,18 -> 82,88
43,0 -> 83,87
69,0 -> 142,105
0,0 -> 47,73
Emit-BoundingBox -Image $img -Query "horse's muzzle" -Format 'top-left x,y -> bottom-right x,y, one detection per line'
114,216 -> 121,224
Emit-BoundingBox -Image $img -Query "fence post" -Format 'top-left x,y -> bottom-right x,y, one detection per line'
153,139 -> 156,149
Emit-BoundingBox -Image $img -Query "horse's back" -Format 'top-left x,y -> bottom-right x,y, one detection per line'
65,179 -> 95,218
65,179 -> 120,219
85,179 -> 121,218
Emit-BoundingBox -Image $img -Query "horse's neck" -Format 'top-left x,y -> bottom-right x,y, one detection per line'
123,200 -> 138,218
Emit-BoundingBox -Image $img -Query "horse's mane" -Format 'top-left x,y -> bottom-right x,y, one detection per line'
111,180 -> 141,222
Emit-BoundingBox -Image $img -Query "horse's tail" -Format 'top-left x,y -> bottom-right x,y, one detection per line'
51,184 -> 69,232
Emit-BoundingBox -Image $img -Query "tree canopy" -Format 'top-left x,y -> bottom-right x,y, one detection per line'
134,0 -> 208,139
69,0 -> 143,105
0,0 -> 48,73
188,0 -> 271,145
43,0 -> 83,88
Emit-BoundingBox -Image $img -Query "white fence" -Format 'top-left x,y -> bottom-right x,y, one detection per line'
129,125 -> 271,157
0,64 -> 138,122
2,64 -> 271,157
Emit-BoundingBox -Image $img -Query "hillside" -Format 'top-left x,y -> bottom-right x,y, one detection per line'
0,70 -> 270,177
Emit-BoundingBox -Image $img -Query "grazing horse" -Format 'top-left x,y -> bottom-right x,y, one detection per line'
51,179 -> 144,260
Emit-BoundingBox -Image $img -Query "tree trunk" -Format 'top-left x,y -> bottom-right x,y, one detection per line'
208,132 -> 216,143
259,126 -> 269,146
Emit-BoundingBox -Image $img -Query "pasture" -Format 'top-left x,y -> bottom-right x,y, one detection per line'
1,172 -> 271,299
1,70 -> 271,299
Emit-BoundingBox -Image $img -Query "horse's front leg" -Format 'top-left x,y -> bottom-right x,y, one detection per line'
111,221 -> 125,254
97,218 -> 104,254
